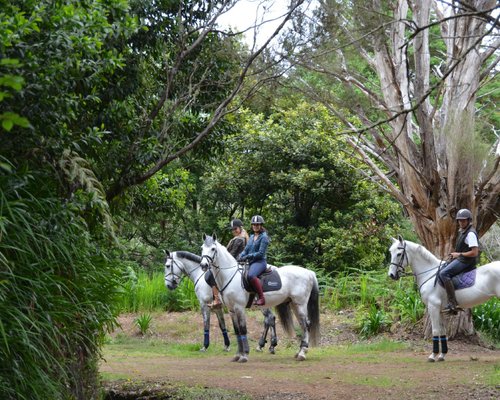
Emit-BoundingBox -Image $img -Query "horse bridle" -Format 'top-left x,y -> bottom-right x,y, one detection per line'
165,254 -> 185,284
391,242 -> 409,279
201,243 -> 241,294
165,253 -> 205,288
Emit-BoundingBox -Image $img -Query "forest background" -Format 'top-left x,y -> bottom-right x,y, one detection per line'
0,1 -> 499,399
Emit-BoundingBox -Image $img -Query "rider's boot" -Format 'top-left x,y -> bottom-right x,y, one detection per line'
443,279 -> 458,314
208,286 -> 222,308
250,277 -> 265,306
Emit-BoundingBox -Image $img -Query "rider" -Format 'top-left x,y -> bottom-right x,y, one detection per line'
205,219 -> 249,308
439,208 -> 479,313
238,215 -> 269,306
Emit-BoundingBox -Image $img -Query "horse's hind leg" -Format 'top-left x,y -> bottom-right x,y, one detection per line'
291,303 -> 310,361
200,304 -> 211,352
257,308 -> 276,353
214,307 -> 230,351
266,309 -> 278,354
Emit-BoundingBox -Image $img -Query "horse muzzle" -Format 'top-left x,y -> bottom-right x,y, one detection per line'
388,272 -> 400,281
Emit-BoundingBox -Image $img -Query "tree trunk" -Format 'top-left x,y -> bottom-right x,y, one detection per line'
423,309 -> 475,340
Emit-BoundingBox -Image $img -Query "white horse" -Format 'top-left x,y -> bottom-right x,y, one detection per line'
164,251 -> 231,352
388,236 -> 500,362
200,234 -> 320,362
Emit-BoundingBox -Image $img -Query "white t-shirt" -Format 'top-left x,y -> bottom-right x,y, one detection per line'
465,231 -> 478,248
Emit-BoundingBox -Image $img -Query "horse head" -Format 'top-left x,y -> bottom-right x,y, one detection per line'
200,233 -> 218,272
164,250 -> 182,290
388,235 -> 408,280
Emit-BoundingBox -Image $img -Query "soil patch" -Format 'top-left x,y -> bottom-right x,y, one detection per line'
102,311 -> 499,399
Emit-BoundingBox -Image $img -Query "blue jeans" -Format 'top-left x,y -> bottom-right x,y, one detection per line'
248,260 -> 267,279
439,259 -> 472,283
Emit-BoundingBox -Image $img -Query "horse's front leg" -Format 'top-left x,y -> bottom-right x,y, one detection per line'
213,306 -> 230,351
428,304 -> 447,362
200,303 -> 211,352
292,304 -> 309,361
230,307 -> 249,363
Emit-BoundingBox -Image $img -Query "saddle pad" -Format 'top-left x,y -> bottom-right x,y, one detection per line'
242,268 -> 282,293
438,269 -> 476,290
261,269 -> 282,292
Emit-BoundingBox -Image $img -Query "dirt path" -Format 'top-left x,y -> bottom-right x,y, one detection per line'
101,311 -> 500,399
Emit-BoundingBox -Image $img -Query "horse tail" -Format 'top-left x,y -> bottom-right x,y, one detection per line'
276,302 -> 295,337
307,272 -> 320,347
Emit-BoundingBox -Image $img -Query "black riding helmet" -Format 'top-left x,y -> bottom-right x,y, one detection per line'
229,219 -> 243,229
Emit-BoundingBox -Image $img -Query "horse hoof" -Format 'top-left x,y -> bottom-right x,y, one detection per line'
428,354 -> 436,362
437,354 -> 445,362
231,355 -> 241,362
199,347 -> 207,353
224,346 -> 231,352
255,346 -> 264,352
238,356 -> 248,363
296,354 -> 306,361
269,348 -> 275,355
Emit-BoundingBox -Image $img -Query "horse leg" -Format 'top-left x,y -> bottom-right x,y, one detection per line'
256,308 -> 271,352
214,306 -> 230,351
428,305 -> 447,362
230,308 -> 249,363
265,308 -> 278,354
291,304 -> 310,361
200,304 -> 211,352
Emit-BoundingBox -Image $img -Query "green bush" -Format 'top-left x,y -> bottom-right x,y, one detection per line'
0,170 -> 121,399
473,298 -> 499,342
119,269 -> 200,313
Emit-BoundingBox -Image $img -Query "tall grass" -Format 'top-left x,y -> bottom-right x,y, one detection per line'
0,167 -> 121,399
119,269 -> 200,312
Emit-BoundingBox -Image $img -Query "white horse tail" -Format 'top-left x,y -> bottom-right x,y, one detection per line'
276,302 -> 295,337
307,272 -> 320,347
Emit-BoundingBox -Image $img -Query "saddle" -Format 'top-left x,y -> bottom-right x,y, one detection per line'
437,269 -> 476,290
241,264 -> 282,308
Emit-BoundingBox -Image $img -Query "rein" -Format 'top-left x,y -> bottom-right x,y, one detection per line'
392,242 -> 443,293
167,255 -> 205,289
202,244 -> 242,294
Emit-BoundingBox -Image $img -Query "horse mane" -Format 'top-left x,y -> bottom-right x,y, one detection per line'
175,251 -> 201,264
406,240 -> 439,263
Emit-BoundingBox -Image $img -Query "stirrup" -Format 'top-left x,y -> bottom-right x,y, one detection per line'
208,299 -> 222,308
254,297 -> 265,306
441,304 -> 462,314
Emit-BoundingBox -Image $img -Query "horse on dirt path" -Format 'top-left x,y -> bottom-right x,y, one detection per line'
200,234 -> 320,362
164,250 -> 281,354
388,236 -> 500,362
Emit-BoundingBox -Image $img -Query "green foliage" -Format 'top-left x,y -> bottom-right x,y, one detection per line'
473,298 -> 500,342
357,305 -> 390,339
118,268 -> 199,313
134,313 -> 153,335
0,166 -> 121,399
391,282 -> 425,325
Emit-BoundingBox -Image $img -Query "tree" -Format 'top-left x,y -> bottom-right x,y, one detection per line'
101,0 -> 307,201
287,0 -> 499,337
290,0 -> 499,253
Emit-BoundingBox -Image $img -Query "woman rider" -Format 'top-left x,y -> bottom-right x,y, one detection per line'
238,215 -> 269,306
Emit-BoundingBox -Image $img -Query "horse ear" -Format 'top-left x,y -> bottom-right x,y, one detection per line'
398,234 -> 404,243
202,233 -> 207,241
213,232 -> 217,241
